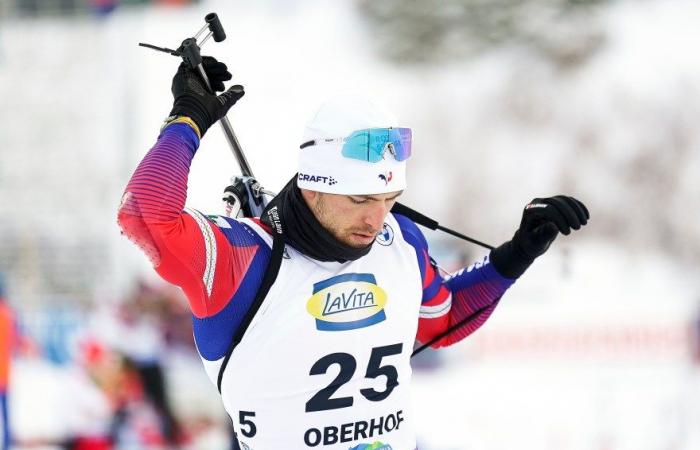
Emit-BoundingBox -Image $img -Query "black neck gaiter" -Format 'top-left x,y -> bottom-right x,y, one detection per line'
261,176 -> 373,263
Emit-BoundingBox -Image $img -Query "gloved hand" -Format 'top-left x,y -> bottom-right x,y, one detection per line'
490,195 -> 590,278
168,56 -> 244,137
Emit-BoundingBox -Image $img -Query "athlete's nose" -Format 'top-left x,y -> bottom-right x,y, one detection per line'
363,201 -> 387,233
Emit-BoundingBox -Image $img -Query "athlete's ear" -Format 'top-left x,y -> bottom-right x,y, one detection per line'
300,189 -> 320,212
300,188 -> 319,202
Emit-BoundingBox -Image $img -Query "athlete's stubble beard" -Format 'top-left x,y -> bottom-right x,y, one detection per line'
313,194 -> 379,249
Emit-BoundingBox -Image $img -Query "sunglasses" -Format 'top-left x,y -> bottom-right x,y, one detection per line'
300,127 -> 412,163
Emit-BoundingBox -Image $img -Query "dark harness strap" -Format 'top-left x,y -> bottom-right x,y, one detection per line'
217,230 -> 285,393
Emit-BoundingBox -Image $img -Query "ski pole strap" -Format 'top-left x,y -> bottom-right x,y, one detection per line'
217,229 -> 285,393
411,302 -> 495,357
391,202 -> 438,229
435,225 -> 494,250
391,202 -> 494,250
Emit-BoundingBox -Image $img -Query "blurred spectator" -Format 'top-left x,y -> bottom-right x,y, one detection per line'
77,336 -> 134,448
88,0 -> 117,16
0,274 -> 17,450
10,0 -> 200,18
112,282 -> 181,447
158,286 -> 195,352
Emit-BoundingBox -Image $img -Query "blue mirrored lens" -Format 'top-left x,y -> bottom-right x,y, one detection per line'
341,128 -> 412,163
341,130 -> 372,161
388,128 -> 412,161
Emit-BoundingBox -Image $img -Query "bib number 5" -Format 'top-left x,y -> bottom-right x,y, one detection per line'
305,343 -> 403,413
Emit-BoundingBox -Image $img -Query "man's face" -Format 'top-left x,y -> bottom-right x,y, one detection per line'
302,189 -> 403,248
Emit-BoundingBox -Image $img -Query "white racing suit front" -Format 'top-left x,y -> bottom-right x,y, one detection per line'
203,213 -> 422,450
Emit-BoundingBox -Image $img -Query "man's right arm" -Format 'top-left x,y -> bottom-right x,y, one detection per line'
117,122 -> 262,318
117,55 -> 252,322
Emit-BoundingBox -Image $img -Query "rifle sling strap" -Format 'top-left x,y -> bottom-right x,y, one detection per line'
217,230 -> 285,393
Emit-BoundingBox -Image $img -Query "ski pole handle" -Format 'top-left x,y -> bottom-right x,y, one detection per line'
141,12 -> 267,207
205,13 -> 226,42
181,36 -> 256,178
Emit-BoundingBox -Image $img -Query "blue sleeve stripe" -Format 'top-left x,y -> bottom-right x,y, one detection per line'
445,256 -> 514,293
161,122 -> 200,150
422,273 -> 443,302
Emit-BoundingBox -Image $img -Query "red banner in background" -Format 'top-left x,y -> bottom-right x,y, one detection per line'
466,323 -> 693,363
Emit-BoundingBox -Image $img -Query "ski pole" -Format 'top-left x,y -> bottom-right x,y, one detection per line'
139,13 -> 270,217
177,14 -> 256,179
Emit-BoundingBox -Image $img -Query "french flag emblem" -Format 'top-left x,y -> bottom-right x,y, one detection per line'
378,171 -> 393,185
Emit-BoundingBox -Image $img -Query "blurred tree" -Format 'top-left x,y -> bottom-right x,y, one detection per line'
356,0 -> 609,68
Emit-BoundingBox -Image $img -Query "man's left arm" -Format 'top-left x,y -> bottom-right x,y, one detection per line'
400,195 -> 590,349
415,253 -> 512,348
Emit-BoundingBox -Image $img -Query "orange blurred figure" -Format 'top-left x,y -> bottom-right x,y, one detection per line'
0,281 -> 16,450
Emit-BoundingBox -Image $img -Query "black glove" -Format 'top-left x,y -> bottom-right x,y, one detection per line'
490,195 -> 590,278
168,56 -> 244,137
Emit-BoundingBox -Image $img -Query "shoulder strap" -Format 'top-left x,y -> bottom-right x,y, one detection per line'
392,202 -> 494,250
217,230 -> 285,393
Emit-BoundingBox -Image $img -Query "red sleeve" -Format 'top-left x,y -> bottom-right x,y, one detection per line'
394,213 -> 514,349
415,253 -> 514,349
117,124 -> 258,318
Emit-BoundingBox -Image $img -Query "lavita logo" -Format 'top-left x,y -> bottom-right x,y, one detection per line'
306,273 -> 388,331
322,287 -> 377,316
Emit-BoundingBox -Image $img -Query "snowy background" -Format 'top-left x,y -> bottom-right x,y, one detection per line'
1,0 -> 699,449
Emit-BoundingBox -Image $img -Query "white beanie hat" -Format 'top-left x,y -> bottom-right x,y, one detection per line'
297,96 -> 409,195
